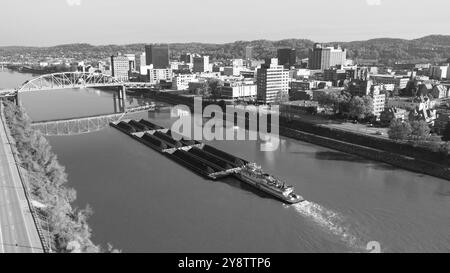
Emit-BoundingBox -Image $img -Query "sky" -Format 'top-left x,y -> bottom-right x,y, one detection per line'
0,0 -> 449,46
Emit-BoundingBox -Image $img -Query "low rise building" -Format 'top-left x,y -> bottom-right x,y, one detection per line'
434,111 -> 450,134
370,75 -> 409,89
379,108 -> 407,125
140,66 -> 172,84
429,65 -> 449,80
172,74 -> 197,90
430,84 -> 449,99
387,96 -> 437,111
280,100 -> 322,118
219,82 -> 257,99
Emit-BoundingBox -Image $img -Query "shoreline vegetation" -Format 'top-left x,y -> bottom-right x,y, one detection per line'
2,101 -> 119,253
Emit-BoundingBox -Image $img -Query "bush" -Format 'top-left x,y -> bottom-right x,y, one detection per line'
388,119 -> 412,140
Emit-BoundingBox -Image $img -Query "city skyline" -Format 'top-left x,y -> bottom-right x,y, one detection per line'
1,0 -> 450,46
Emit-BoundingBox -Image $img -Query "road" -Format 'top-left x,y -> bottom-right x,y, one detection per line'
323,122 -> 389,139
0,111 -> 44,253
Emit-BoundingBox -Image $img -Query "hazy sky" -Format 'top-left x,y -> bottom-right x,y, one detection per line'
1,0 -> 449,46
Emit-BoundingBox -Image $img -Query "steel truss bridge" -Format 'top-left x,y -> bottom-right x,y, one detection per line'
0,72 -> 162,136
30,105 -> 157,136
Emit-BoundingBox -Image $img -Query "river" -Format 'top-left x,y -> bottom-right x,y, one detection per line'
1,69 -> 450,253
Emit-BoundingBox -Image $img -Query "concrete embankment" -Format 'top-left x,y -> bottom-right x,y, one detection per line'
280,126 -> 450,181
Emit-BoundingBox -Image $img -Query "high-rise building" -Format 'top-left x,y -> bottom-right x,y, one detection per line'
124,54 -> 136,72
136,52 -> 146,72
193,56 -> 210,73
309,44 -> 346,70
145,44 -> 170,69
256,58 -> 289,104
111,53 -> 130,81
245,46 -> 253,60
277,48 -> 296,69
181,53 -> 193,64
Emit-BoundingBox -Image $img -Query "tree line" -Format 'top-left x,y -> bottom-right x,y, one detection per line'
3,101 -> 119,253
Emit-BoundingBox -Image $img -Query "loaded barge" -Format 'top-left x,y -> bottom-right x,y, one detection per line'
110,119 -> 304,204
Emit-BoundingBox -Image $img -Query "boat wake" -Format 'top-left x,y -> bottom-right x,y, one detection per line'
292,201 -> 369,251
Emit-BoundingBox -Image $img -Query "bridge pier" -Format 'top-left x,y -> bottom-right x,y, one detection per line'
118,86 -> 127,112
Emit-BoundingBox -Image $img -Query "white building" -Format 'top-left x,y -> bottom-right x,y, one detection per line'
140,65 -> 172,84
220,82 -> 257,99
370,75 -> 409,89
136,52 -> 146,72
256,58 -> 289,104
371,89 -> 386,118
111,54 -> 130,81
172,74 -> 197,90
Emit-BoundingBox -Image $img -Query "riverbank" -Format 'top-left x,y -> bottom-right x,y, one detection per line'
139,90 -> 450,181
0,103 -> 45,253
1,101 -> 112,253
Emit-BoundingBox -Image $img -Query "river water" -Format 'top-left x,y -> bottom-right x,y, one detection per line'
2,69 -> 450,253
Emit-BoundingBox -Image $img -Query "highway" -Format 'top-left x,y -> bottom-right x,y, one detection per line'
0,111 -> 44,253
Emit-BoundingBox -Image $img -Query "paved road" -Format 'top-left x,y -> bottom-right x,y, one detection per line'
0,112 -> 44,253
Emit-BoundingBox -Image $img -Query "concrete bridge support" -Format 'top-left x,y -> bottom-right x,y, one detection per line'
113,86 -> 127,113
117,86 -> 127,112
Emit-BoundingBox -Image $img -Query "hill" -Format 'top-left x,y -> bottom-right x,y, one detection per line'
1,35 -> 449,64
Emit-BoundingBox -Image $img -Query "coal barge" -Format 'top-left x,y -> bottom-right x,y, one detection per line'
110,119 -> 304,204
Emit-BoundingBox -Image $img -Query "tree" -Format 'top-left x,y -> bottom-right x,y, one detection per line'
348,96 -> 373,120
410,120 -> 430,141
442,122 -> 450,142
273,91 -> 290,104
388,119 -> 412,140
317,91 -> 351,115
206,78 -> 223,101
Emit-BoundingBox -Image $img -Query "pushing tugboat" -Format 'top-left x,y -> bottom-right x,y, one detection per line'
237,163 -> 304,204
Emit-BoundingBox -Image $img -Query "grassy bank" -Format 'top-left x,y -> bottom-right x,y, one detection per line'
2,101 -> 117,253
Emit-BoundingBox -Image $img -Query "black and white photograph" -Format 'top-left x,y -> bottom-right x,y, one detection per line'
0,0 -> 449,263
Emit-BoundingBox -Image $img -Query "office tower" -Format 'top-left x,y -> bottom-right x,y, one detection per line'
124,54 -> 136,72
181,53 -> 193,64
111,53 -> 130,81
309,43 -> 347,70
245,46 -> 253,60
145,44 -> 170,69
277,48 -> 296,69
193,56 -> 210,73
256,58 -> 289,104
135,52 -> 146,72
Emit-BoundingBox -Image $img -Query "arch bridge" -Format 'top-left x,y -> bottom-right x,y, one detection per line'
18,72 -> 123,92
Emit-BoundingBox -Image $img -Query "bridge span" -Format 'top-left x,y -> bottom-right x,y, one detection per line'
0,72 -> 156,105
30,104 -> 171,136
